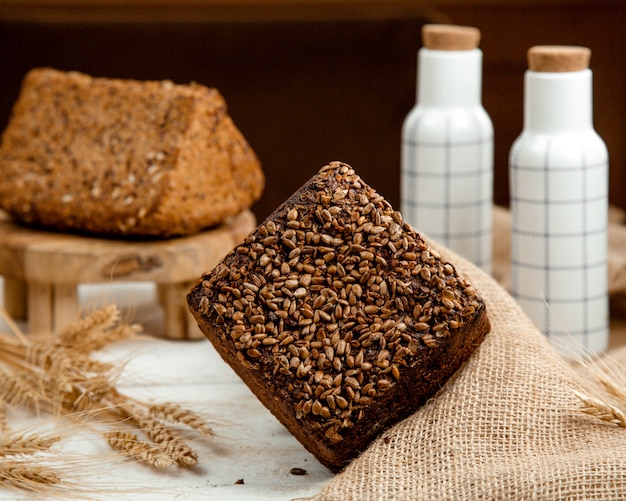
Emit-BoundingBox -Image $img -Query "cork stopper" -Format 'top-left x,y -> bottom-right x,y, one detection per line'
527,45 -> 591,72
422,24 -> 481,51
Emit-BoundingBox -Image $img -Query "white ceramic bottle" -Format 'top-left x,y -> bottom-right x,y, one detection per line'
509,45 -> 609,357
401,24 -> 494,272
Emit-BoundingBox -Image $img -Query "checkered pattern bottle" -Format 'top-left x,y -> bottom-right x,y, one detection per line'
509,46 -> 609,357
401,25 -> 494,273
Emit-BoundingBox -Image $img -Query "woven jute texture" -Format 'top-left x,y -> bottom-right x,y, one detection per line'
313,235 -> 626,501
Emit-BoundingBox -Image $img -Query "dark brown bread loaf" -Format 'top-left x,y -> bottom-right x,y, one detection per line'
188,162 -> 490,471
0,68 -> 263,237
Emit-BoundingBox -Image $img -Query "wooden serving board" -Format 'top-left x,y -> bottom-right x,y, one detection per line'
0,210 -> 256,338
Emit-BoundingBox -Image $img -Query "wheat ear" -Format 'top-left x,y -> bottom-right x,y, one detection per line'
0,432 -> 61,456
0,461 -> 61,490
124,409 -> 198,467
149,402 -> 215,437
573,389 -> 626,428
104,431 -> 175,469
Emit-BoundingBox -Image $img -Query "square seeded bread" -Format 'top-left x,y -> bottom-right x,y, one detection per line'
187,162 -> 490,471
0,68 -> 264,237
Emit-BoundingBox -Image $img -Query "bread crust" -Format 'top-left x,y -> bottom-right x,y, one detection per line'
0,68 -> 264,237
188,162 -> 490,471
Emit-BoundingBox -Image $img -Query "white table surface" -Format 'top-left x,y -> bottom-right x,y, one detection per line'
0,278 -> 334,500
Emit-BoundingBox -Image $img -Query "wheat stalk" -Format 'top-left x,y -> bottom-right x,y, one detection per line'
0,460 -> 61,489
139,418 -> 199,468
116,402 -> 199,468
104,431 -> 175,469
149,402 -> 215,437
592,367 -> 626,402
0,370 -> 46,413
571,351 -> 626,430
56,304 -> 123,349
573,389 -> 626,428
0,306 -> 29,345
0,453 -> 109,497
0,432 -> 61,456
0,304 -> 218,496
0,401 -> 7,434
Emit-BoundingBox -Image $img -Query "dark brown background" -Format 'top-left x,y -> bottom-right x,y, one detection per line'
0,1 -> 623,223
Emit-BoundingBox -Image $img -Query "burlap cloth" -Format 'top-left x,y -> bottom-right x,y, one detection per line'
313,206 -> 626,500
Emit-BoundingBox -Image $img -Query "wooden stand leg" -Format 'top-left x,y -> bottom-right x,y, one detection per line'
3,277 -> 27,320
187,308 -> 203,340
158,282 -> 203,340
156,283 -> 167,307
181,281 -> 203,340
158,283 -> 187,340
28,281 -> 53,334
52,284 -> 79,332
